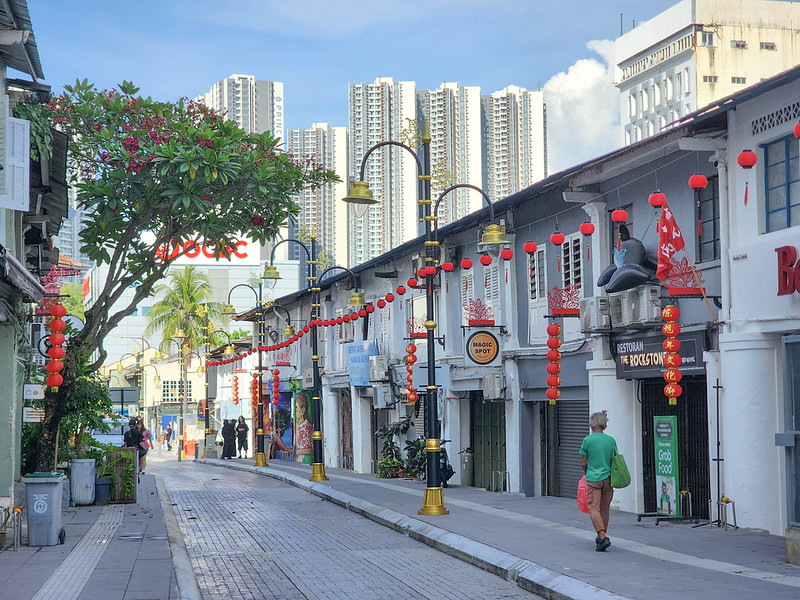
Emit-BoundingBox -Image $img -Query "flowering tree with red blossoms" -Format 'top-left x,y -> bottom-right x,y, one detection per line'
27,80 -> 338,470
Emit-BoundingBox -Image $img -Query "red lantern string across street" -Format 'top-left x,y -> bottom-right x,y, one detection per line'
662,305 -> 682,406
737,149 -> 757,206
545,322 -> 562,405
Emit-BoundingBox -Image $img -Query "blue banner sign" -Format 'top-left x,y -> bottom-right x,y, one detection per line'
346,339 -> 379,387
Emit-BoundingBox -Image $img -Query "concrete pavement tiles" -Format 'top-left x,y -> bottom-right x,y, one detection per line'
199,458 -> 800,600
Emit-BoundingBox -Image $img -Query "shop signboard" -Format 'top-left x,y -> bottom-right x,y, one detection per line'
346,339 -> 379,387
464,327 -> 502,368
614,330 -> 705,380
654,415 -> 680,516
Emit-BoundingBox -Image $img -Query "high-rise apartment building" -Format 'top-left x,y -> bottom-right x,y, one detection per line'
481,85 -> 547,202
348,77 -> 418,267
196,74 -> 285,140
285,123 -> 349,267
615,0 -> 800,144
348,78 -> 547,266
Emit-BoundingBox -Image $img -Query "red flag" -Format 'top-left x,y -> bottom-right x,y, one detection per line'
656,203 -> 685,282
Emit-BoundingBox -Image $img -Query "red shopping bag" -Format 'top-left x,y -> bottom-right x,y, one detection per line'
577,475 -> 589,513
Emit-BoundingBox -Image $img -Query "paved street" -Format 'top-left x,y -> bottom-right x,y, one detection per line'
155,454 -> 540,600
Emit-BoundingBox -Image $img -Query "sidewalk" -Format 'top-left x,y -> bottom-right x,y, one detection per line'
0,473 -> 191,600
199,457 -> 800,600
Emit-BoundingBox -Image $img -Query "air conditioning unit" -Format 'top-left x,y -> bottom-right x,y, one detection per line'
607,292 -> 624,328
369,355 -> 389,382
580,296 -> 611,332
635,285 -> 662,325
373,383 -> 392,408
620,288 -> 641,326
482,372 -> 505,400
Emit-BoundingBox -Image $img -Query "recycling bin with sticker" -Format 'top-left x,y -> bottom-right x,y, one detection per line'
23,472 -> 66,545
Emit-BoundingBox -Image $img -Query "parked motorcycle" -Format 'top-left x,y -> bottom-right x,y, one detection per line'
440,439 -> 455,487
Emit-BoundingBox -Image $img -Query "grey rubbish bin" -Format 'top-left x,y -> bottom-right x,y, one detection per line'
23,472 -> 66,546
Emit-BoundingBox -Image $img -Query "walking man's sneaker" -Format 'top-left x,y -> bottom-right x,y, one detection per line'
596,536 -> 611,552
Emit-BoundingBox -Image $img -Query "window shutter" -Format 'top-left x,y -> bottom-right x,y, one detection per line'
485,261 -> 501,320
461,270 -> 474,322
0,113 -> 29,211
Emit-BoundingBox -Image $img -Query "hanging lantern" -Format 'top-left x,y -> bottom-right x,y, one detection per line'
545,322 -> 563,405
546,349 -> 561,362
794,122 -> 800,139
407,391 -> 418,403
546,362 -> 561,375
425,266 -> 437,276
461,258 -> 473,270
546,336 -> 562,350
49,304 -> 67,318
546,375 -> 562,387
662,304 -> 683,405
297,331 -> 304,338
545,387 -> 560,401
649,190 -> 666,208
377,299 -> 386,308
272,398 -> 279,405
611,209 -> 628,223
350,312 -> 359,321
523,241 -> 538,254
738,149 -> 757,206
47,346 -> 65,360
664,353 -> 682,368
46,373 -> 63,391
500,248 -> 513,261
661,305 -> 680,321
406,354 -> 417,365
48,318 -> 66,332
441,262 -> 454,272
303,325 -> 310,333
546,322 -> 562,336
663,337 -> 681,352
49,333 -> 65,347
343,315 -> 351,323
406,344 -> 417,354
479,254 -> 492,266
395,285 -> 406,295
336,316 -> 344,325
46,360 -> 63,373
688,174 -> 708,190
407,278 -> 418,288
662,321 -> 681,337
385,293 -> 395,302
550,230 -> 565,246
366,304 -> 376,313
233,375 -> 239,403
579,222 -> 595,236
358,309 -> 367,317
664,369 -> 683,383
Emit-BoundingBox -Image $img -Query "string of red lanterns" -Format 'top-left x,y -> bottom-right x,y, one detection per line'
662,305 -> 683,406
46,304 -> 67,392
405,343 -> 417,403
232,374 -> 239,405
545,322 -> 562,405
272,369 -> 280,406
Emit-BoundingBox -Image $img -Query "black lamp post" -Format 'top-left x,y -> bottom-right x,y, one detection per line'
223,269 -> 271,468
343,123 -> 507,516
164,330 -> 202,462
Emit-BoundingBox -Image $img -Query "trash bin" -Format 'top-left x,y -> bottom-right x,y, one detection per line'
460,447 -> 474,487
23,472 -> 66,546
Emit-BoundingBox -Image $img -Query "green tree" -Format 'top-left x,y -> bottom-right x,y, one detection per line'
60,283 -> 85,321
25,80 -> 338,471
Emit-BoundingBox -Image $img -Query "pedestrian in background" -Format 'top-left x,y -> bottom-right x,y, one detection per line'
221,419 -> 236,459
236,416 -> 249,459
579,411 -> 616,552
164,423 -> 173,451
137,419 -> 153,474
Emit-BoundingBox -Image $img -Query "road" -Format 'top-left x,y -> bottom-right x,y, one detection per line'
152,454 -> 540,600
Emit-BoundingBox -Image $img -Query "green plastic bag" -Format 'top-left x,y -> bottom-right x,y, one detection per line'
611,445 -> 631,488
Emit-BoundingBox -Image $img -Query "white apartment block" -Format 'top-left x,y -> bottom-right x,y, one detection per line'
348,77 -> 418,267
286,123 -> 349,268
196,74 -> 285,141
615,0 -> 800,144
417,83 -> 483,228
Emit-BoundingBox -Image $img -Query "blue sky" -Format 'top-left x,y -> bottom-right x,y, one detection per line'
28,0 -> 677,172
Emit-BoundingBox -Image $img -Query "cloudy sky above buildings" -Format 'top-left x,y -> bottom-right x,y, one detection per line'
29,0 -> 676,173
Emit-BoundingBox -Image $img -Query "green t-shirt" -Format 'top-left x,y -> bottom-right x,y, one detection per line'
579,431 -> 616,482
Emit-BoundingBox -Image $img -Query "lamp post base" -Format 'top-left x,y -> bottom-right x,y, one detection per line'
418,486 -> 449,516
254,452 -> 268,467
309,462 -> 328,482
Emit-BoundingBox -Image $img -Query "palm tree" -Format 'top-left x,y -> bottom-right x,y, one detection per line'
144,265 -> 224,352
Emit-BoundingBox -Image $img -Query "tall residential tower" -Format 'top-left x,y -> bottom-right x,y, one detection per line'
196,74 -> 285,140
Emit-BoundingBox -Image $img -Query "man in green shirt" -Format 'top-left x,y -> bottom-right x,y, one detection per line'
579,411 -> 616,552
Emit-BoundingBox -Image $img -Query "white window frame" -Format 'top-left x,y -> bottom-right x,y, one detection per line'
527,246 -> 548,343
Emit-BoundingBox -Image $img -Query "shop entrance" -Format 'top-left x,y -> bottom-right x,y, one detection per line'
470,394 -> 506,489
540,398 -> 589,498
641,377 -> 710,519
340,389 -> 353,470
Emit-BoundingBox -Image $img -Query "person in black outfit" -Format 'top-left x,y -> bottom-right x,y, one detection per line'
235,416 -> 249,459
221,419 -> 236,459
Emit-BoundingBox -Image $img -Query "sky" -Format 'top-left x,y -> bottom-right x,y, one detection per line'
28,0 -> 678,173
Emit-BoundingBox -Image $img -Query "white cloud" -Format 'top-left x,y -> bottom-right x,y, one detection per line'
544,39 -> 622,174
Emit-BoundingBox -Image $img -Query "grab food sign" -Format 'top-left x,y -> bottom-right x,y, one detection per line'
156,239 -> 259,266
776,246 -> 800,295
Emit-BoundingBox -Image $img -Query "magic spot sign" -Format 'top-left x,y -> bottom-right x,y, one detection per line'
465,329 -> 501,367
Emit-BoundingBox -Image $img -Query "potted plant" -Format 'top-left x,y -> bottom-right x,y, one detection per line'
86,442 -> 136,504
404,437 -> 427,480
375,415 -> 413,478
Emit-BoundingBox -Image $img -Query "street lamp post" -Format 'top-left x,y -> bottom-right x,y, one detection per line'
223,270 -> 271,468
342,124 -> 507,515
164,330 -> 199,462
204,330 -> 235,458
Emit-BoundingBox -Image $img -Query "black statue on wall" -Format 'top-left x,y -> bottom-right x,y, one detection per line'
596,225 -> 658,293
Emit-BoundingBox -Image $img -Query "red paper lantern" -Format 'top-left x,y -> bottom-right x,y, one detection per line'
406,364 -> 413,373
385,293 -> 395,302
366,305 -> 375,313
545,387 -> 560,400
343,315 -> 351,323
461,259 -> 473,269
350,313 -> 358,321
407,278 -> 417,288
49,332 -> 65,346
358,309 -> 367,317
663,338 -> 681,352
425,266 -> 437,276
394,285 -> 405,295
272,399 -> 279,405
500,248 -> 513,260
649,191 -> 666,208
479,254 -> 492,266
407,392 -> 418,403
546,375 -> 562,388
297,331 -> 304,338
441,262 -> 454,272
46,373 -> 63,389
579,222 -> 595,236
664,383 -> 683,398
377,299 -> 386,308
546,323 -> 562,336
523,241 -> 538,254
406,344 -> 417,354
406,354 -> 417,364
611,209 -> 628,223
546,349 -> 562,362
546,362 -> 561,375
48,318 -> 66,332
689,174 -> 708,190
47,346 -> 65,360
664,353 -> 682,368
737,149 -> 757,169
794,122 -> 800,139
49,304 -> 67,318
546,337 -> 562,350
662,322 -> 681,337
336,316 -> 344,325
550,231 -> 565,246
46,360 -> 63,373
303,326 -> 310,333
664,368 -> 683,383
661,305 -> 680,321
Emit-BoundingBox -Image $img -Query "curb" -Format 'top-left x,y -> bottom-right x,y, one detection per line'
156,475 -> 204,600
198,459 -> 627,600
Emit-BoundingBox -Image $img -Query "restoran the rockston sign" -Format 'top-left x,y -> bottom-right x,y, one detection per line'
614,330 -> 705,380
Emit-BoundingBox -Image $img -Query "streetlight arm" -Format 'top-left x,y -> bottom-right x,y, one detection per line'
226,283 -> 258,305
268,238 -> 310,266
434,183 -> 495,224
357,140 -> 423,180
264,303 -> 292,325
317,266 -> 358,289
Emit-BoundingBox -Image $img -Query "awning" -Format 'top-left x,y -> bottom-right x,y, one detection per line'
1,246 -> 44,303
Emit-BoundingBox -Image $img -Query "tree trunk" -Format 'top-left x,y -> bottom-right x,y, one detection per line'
33,352 -> 77,472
